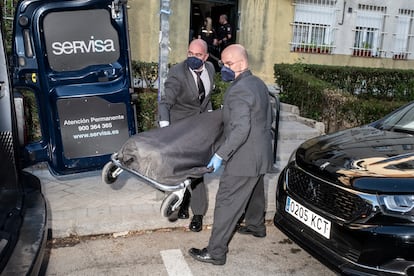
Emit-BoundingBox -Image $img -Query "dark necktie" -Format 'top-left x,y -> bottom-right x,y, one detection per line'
196,71 -> 205,104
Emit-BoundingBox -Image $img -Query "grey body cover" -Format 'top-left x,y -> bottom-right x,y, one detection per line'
118,109 -> 223,185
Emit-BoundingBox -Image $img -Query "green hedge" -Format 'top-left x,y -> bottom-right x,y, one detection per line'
275,63 -> 410,133
301,64 -> 414,101
135,90 -> 158,132
274,63 -> 335,120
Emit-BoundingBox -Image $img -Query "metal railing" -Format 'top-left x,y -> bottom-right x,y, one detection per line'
268,88 -> 280,172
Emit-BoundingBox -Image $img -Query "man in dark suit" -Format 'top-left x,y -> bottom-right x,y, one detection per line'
158,39 -> 216,232
188,44 -> 273,265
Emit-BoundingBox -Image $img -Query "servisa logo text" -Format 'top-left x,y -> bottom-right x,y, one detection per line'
51,36 -> 116,55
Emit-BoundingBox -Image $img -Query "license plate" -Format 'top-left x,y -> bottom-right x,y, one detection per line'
285,196 -> 331,239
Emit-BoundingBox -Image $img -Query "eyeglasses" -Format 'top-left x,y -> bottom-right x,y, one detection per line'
218,60 -> 241,68
188,51 -> 205,58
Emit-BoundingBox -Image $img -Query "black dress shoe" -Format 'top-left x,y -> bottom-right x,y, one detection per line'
189,215 -> 203,232
188,247 -> 226,265
237,226 -> 266,238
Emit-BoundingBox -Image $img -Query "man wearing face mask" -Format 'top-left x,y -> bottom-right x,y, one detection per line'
158,39 -> 215,232
188,44 -> 273,265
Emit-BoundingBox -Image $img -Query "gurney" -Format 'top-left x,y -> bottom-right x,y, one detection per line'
101,109 -> 224,219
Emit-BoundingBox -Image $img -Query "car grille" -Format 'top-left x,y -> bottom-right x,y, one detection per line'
287,167 -> 372,222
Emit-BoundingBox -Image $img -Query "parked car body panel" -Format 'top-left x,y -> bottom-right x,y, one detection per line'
0,6 -> 47,275
274,101 -> 414,275
296,125 -> 414,189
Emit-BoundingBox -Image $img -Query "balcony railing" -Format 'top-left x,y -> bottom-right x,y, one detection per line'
392,52 -> 409,60
291,43 -> 333,54
352,48 -> 385,58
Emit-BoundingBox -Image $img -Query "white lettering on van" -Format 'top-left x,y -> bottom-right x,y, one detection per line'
51,36 -> 116,55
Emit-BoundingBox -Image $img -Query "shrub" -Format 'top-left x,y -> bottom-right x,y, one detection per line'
131,61 -> 158,90
135,90 -> 158,132
211,73 -> 229,109
275,63 -> 412,133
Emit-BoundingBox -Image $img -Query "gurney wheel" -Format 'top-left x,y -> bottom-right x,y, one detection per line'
160,193 -> 179,218
102,162 -> 118,184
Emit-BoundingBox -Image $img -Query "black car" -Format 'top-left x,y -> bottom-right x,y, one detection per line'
274,101 -> 414,276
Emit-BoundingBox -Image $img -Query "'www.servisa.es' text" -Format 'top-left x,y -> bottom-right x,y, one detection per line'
73,129 -> 119,139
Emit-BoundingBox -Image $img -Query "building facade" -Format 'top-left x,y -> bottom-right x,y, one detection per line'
128,0 -> 414,83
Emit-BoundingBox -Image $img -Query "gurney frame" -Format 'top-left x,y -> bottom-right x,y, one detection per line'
102,153 -> 192,219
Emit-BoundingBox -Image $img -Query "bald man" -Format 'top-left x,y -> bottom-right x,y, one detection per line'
158,39 -> 216,232
189,44 -> 273,265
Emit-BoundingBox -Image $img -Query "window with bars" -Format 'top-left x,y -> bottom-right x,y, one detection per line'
353,4 -> 386,57
291,0 -> 336,54
392,9 -> 414,60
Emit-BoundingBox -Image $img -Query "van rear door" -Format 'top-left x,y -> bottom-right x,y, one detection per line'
13,0 -> 136,175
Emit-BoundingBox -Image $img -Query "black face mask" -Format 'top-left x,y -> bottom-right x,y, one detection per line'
187,56 -> 204,70
221,66 -> 235,82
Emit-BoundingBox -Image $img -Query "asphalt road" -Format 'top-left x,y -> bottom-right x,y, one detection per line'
41,222 -> 337,276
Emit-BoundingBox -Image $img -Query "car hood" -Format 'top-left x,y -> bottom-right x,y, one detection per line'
296,125 -> 414,192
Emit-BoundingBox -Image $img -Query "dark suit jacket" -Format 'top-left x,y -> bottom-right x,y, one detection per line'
216,70 -> 273,176
158,60 -> 215,123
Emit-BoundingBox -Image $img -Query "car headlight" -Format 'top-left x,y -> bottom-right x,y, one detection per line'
378,194 -> 414,219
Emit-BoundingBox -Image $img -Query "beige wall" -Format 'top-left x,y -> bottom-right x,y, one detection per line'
237,0 -> 294,83
128,0 -> 286,83
128,0 -> 159,62
128,0 -> 190,66
127,0 -> 414,84
292,54 -> 414,70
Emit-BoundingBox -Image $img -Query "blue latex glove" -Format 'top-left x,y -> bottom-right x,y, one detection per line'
207,154 -> 222,172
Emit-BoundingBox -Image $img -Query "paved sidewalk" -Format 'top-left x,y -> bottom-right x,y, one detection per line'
25,164 -> 280,238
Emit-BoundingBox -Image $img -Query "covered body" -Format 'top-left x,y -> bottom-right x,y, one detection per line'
117,109 -> 223,185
